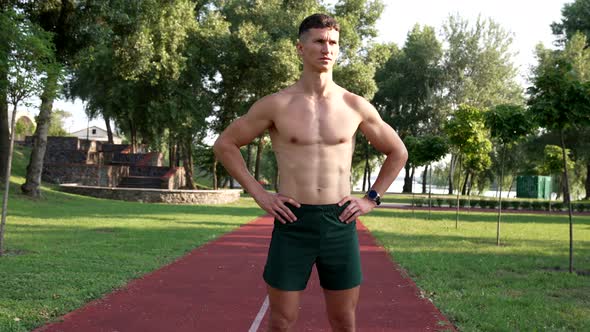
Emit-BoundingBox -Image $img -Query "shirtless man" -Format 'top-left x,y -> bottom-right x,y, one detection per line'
214,14 -> 407,332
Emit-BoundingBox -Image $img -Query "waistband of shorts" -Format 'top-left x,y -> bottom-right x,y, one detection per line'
286,202 -> 348,213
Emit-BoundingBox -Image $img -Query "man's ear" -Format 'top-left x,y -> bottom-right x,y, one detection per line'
296,40 -> 304,57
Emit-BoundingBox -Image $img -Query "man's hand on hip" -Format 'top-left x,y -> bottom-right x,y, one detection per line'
254,192 -> 301,224
337,196 -> 376,223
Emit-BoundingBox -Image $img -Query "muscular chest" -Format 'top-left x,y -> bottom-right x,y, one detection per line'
271,99 -> 360,145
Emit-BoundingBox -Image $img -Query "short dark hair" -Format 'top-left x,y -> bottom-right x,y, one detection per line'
298,14 -> 340,38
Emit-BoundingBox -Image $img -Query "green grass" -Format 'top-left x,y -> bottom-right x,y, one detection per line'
0,147 -> 263,331
362,208 -> 590,331
2,147 -> 589,331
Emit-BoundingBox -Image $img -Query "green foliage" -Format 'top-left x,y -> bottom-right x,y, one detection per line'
539,145 -> 575,175
528,33 -> 590,132
551,0 -> 590,46
485,104 -> 534,145
444,104 -> 492,173
404,134 -> 449,168
441,15 -> 522,109
47,109 -> 71,136
374,24 -> 444,137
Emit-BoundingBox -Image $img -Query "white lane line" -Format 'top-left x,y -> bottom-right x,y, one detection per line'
248,295 -> 269,332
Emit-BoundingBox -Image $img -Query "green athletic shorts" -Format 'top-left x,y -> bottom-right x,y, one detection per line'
263,202 -> 362,291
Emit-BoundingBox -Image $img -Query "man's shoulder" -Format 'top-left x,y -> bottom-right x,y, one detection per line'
338,87 -> 373,113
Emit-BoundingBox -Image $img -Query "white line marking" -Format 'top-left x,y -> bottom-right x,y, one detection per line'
248,295 -> 269,332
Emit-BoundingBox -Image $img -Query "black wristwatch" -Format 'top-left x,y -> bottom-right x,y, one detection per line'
365,189 -> 381,206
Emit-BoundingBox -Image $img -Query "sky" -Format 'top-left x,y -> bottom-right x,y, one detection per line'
45,0 -> 572,133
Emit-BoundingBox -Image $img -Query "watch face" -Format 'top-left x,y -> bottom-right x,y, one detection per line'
368,190 -> 378,199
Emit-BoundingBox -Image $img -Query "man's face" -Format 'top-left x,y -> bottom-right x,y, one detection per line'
297,28 -> 340,72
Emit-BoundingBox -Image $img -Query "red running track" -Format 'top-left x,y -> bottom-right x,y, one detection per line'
36,216 -> 455,332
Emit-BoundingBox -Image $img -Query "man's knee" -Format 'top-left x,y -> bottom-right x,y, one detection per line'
327,309 -> 355,332
268,309 -> 298,332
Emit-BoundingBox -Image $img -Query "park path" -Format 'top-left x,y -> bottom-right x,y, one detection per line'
36,215 -> 454,332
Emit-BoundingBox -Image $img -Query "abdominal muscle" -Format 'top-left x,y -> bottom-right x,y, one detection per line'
273,140 -> 354,205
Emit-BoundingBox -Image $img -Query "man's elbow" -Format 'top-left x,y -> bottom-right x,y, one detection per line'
213,137 -> 225,159
388,145 -> 408,165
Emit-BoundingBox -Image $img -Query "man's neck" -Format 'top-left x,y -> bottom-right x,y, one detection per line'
298,69 -> 334,98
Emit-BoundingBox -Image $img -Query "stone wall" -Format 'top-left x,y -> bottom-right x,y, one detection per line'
60,184 -> 242,204
44,164 -> 129,187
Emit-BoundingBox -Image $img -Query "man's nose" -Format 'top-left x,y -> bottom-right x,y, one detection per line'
321,43 -> 329,53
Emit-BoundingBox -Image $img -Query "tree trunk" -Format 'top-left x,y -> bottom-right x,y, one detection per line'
246,143 -> 252,173
254,136 -> 263,181
461,170 -> 470,195
402,164 -> 412,193
560,130 -> 574,274
367,164 -> 372,189
104,115 -> 113,144
455,154 -> 462,229
422,165 -> 428,194
21,67 -> 59,198
1,104 -> 19,255
448,154 -> 456,194
183,137 -> 195,190
168,139 -> 177,168
497,144 -> 506,246
0,34 -> 9,181
585,161 -> 590,200
0,90 -> 8,182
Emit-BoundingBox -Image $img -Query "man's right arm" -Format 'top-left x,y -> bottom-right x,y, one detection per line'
213,97 -> 300,223
213,99 -> 272,199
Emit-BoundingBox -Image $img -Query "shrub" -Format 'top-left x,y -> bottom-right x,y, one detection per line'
552,202 -> 564,211
531,201 -> 543,210
542,201 -> 551,211
487,200 -> 499,209
414,197 -> 424,207
509,200 -> 521,210
573,203 -> 585,212
459,198 -> 468,208
469,199 -> 479,208
520,201 -> 532,210
501,200 -> 511,209
436,198 -> 444,207
447,198 -> 457,207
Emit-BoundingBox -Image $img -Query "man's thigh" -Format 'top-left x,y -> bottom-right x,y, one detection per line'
323,286 -> 360,316
267,285 -> 302,321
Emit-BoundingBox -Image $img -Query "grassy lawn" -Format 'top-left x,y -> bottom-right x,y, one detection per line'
0,148 -> 263,331
363,207 -> 590,331
2,147 -> 589,331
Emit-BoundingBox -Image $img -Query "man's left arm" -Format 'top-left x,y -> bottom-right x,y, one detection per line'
338,99 -> 408,223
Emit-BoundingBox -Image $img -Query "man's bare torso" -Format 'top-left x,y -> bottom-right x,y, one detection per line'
267,84 -> 363,204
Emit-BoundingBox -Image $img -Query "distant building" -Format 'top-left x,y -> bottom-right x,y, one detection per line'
69,126 -> 123,144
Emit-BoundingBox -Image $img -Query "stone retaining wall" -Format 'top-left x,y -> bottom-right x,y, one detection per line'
44,164 -> 129,187
60,184 -> 242,204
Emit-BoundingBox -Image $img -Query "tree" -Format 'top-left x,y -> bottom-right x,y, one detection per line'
552,0 -> 590,198
527,32 -> 590,273
20,0 -> 78,198
441,14 -> 522,194
373,24 -> 444,193
48,109 -> 71,136
485,104 -> 535,245
551,0 -> 590,46
444,104 -> 491,228
1,7 -> 53,255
